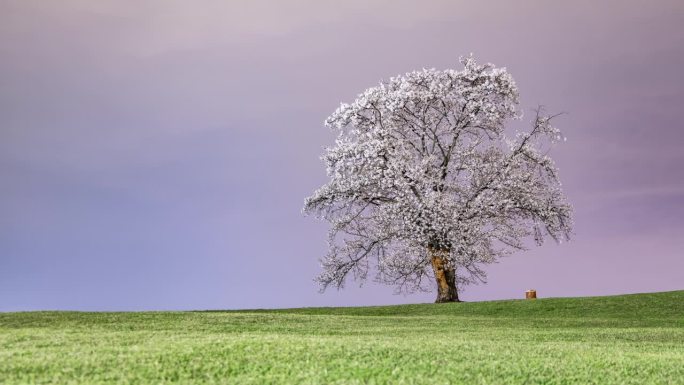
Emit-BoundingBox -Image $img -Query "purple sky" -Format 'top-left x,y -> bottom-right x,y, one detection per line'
1,0 -> 683,311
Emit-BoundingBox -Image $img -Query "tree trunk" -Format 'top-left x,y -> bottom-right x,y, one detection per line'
429,247 -> 460,303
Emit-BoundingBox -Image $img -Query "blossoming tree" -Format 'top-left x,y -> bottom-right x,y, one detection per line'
304,57 -> 572,303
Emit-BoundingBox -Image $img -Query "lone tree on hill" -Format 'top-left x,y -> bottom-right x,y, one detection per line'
304,56 -> 572,303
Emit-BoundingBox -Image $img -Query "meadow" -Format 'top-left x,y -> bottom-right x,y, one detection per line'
1,290 -> 683,384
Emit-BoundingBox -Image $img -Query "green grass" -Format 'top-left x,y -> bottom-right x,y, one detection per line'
1,291 -> 683,385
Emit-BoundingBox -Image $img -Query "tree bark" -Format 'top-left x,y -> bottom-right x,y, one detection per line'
429,247 -> 460,303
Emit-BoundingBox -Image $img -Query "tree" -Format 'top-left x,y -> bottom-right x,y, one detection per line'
303,56 -> 572,303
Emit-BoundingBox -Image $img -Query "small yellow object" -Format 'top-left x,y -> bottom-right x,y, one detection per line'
525,289 -> 537,299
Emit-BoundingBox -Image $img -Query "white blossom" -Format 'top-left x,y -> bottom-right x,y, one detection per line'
304,56 -> 573,295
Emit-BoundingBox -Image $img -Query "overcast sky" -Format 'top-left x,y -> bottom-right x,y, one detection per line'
1,0 -> 683,311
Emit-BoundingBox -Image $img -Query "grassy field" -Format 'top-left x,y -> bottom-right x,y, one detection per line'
1,291 -> 683,385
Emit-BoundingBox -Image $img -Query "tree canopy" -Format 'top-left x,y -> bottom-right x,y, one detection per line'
304,56 -> 572,300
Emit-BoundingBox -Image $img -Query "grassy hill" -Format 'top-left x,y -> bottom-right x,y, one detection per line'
1,291 -> 683,384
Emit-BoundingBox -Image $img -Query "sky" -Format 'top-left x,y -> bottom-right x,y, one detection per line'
1,0 -> 683,311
